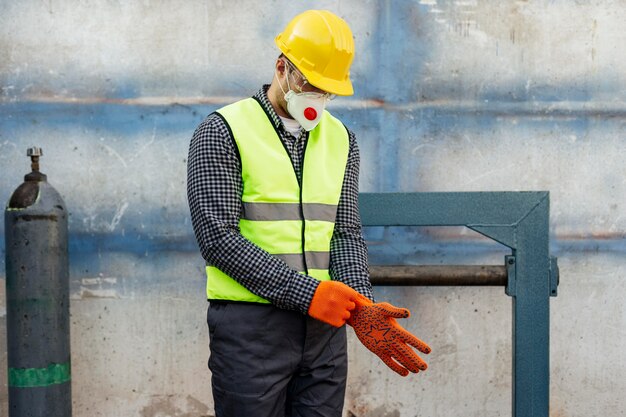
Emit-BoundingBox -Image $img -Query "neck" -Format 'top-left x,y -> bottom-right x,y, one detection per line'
267,80 -> 291,118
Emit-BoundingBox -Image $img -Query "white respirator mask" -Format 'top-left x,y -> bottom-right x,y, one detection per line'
276,62 -> 331,131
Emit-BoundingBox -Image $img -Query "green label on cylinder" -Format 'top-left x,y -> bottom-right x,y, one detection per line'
9,362 -> 71,388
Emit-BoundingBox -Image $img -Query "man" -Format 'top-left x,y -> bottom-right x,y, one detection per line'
187,9 -> 431,417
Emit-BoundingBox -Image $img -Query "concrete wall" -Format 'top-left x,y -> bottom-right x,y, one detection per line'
1,1 -> 624,416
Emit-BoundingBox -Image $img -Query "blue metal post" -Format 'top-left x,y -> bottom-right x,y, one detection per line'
508,196 -> 550,416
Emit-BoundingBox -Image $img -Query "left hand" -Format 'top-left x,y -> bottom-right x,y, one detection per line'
348,297 -> 431,376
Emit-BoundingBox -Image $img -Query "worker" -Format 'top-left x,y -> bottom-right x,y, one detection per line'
187,9 -> 431,417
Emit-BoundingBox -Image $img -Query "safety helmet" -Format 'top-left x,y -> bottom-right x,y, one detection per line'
275,10 -> 355,96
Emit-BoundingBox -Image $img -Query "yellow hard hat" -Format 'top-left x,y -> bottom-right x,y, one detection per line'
275,10 -> 355,96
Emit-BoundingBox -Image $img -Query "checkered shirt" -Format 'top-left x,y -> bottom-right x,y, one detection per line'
187,85 -> 373,314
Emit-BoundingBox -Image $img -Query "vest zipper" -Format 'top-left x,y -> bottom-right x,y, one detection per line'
274,126 -> 310,275
299,132 -> 310,275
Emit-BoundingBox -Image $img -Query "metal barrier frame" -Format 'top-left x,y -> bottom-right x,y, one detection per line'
360,192 -> 557,417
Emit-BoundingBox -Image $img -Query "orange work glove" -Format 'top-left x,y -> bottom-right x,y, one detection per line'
308,281 -> 363,327
348,295 -> 431,376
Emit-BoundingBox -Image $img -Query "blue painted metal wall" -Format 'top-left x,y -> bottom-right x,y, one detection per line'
1,1 -> 625,416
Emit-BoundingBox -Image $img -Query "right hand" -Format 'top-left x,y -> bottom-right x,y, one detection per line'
307,280 -> 364,327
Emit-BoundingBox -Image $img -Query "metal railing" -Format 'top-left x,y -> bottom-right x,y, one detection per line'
360,192 -> 558,417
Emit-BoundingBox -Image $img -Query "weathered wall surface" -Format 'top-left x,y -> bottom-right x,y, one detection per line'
1,1 -> 624,416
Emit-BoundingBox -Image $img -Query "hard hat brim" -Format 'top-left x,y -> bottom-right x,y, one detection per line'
301,68 -> 354,97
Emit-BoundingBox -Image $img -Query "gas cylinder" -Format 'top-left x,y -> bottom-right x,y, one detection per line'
4,147 -> 71,416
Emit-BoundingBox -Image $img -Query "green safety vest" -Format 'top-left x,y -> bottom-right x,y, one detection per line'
205,97 -> 350,303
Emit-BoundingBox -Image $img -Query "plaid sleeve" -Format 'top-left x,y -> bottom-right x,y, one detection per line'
329,129 -> 374,301
186,113 -> 319,314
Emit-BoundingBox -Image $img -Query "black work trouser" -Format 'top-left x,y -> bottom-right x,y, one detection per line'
207,302 -> 348,417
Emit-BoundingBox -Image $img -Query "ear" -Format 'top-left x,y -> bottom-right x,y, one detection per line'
275,58 -> 287,77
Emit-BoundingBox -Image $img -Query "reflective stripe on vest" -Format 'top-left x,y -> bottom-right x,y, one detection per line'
205,97 -> 350,303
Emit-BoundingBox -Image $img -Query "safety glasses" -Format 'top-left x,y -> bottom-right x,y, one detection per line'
284,60 -> 336,101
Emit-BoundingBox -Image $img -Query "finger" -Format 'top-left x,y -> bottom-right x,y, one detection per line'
342,309 -> 351,322
378,353 -> 410,377
395,327 -> 432,354
352,292 -> 373,308
339,299 -> 356,322
391,344 -> 428,372
375,302 -> 410,319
